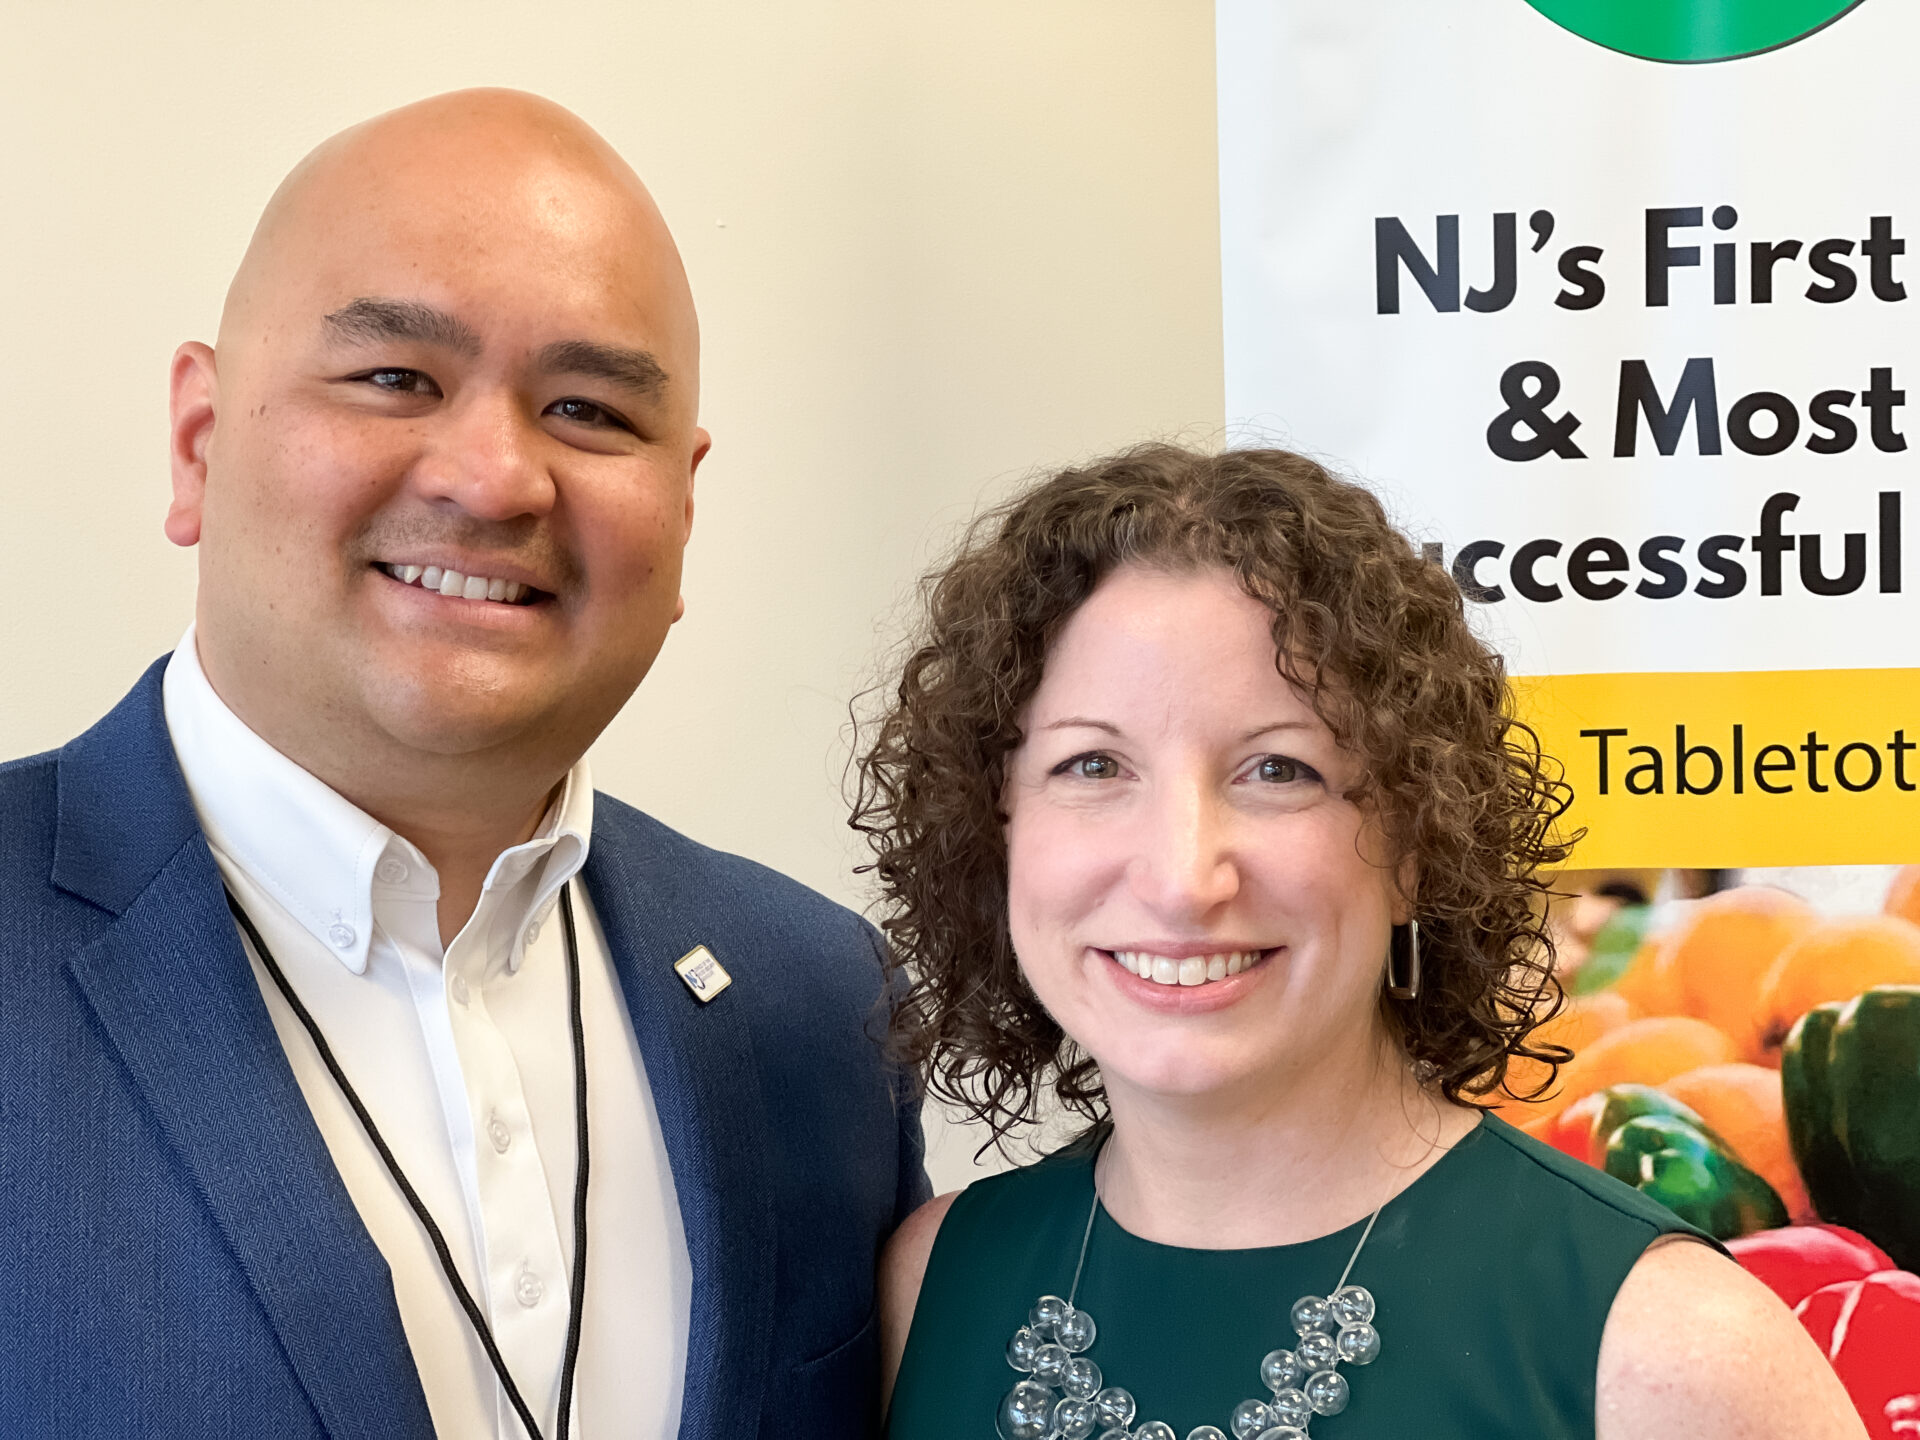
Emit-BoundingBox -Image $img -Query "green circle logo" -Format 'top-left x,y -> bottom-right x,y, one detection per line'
1526,0 -> 1866,62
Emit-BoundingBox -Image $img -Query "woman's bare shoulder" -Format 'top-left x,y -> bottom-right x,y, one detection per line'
880,1190 -> 963,1415
1596,1237 -> 1865,1440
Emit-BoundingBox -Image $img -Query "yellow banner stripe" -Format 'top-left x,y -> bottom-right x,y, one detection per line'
1511,669 -> 1920,868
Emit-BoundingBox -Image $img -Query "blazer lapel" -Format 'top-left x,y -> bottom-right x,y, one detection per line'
584,835 -> 777,1440
56,663 -> 433,1439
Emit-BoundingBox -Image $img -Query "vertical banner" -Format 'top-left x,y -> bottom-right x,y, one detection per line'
1219,0 -> 1911,869
1220,3 -> 1920,1423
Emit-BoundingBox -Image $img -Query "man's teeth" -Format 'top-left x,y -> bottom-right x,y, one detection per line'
383,563 -> 532,604
1112,950 -> 1264,986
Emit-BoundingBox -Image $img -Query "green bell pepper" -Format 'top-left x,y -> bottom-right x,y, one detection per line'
1574,1082 -> 1701,1163
1782,984 -> 1920,1272
1603,1113 -> 1788,1239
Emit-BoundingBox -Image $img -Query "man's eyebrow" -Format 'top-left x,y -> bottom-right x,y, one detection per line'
535,339 -> 670,399
323,298 -> 482,356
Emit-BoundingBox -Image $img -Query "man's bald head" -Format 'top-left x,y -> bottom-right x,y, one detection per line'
220,89 -> 699,402
166,88 -> 711,847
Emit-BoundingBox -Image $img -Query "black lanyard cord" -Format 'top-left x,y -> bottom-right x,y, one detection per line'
554,885 -> 590,1436
225,882 -> 590,1440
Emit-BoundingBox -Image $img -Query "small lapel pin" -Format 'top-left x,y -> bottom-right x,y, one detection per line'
673,945 -> 732,1003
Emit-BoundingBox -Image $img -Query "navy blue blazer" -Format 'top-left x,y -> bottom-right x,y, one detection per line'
0,660 -> 929,1439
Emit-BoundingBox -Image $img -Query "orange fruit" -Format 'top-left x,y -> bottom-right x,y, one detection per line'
1753,914 -> 1920,1061
1611,935 -> 1684,1016
1504,1015 -> 1738,1133
1659,1062 -> 1809,1223
1651,887 -> 1816,1056
1884,865 -> 1920,926
1519,1110 -> 1557,1140
1505,991 -> 1633,1100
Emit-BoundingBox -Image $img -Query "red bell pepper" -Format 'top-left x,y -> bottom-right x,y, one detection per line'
1726,1224 -> 1895,1308
1794,1269 -> 1920,1440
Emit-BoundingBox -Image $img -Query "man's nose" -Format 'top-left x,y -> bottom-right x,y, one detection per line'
1127,781 -> 1241,919
411,391 -> 556,520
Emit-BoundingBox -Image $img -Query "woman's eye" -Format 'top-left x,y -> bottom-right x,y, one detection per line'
1056,752 -> 1121,780
1252,754 -> 1310,784
549,396 -> 627,430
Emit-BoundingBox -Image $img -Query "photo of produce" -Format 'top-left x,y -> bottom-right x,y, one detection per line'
1511,868 -> 1920,1434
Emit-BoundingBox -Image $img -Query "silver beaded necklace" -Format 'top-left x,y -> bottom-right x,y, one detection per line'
995,1156 -> 1385,1440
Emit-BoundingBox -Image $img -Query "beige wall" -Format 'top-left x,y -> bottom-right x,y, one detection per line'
0,2 -> 1223,1193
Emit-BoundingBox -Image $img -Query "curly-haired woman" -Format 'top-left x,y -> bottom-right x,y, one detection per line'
857,446 -> 1860,1440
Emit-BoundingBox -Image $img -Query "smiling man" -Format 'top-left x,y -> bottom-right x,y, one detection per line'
1,91 -> 926,1440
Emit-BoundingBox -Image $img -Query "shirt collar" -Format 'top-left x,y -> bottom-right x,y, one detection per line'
162,627 -> 593,976
487,762 -> 594,975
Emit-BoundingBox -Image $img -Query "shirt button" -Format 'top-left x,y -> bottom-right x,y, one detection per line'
524,920 -> 543,945
450,974 -> 470,1006
487,1112 -> 512,1154
327,923 -> 356,949
376,857 -> 410,884
515,1267 -> 544,1308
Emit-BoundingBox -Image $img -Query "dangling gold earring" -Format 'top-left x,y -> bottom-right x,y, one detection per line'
1385,920 -> 1421,1000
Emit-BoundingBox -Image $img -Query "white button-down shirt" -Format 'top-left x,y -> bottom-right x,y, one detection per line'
163,629 -> 691,1439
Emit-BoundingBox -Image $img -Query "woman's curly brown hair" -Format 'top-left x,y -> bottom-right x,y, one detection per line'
852,443 -> 1574,1150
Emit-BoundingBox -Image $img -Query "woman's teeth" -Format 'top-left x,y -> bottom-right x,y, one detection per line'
1111,950 -> 1263,986
381,563 -> 533,604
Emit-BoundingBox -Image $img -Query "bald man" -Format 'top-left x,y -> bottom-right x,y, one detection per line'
1,91 -> 927,1440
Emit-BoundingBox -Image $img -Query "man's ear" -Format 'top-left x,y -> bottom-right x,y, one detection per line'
165,342 -> 219,547
669,426 -> 711,625
685,424 -> 710,535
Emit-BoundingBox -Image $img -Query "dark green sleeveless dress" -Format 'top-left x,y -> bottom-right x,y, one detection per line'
888,1114 -> 1714,1440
